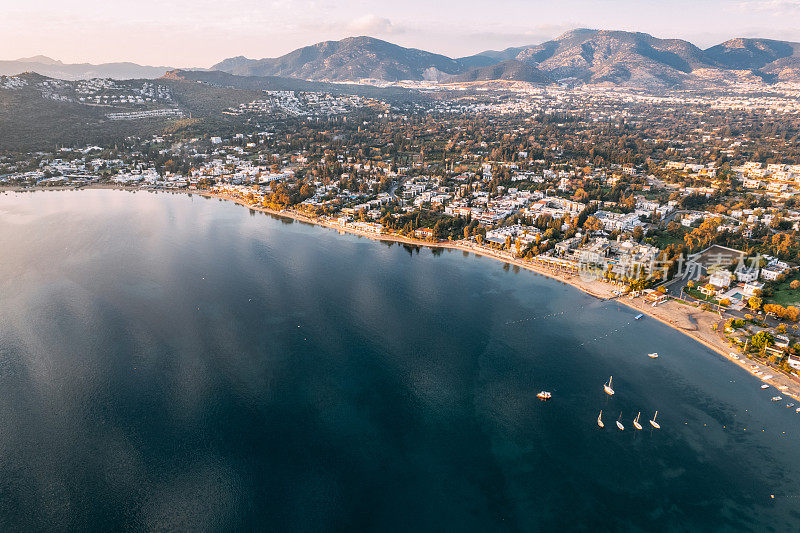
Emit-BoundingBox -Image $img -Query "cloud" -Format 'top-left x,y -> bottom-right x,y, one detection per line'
346,15 -> 401,35
736,0 -> 800,12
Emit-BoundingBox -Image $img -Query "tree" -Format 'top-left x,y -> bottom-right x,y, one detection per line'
748,296 -> 762,311
720,298 -> 731,307
750,330 -> 774,351
791,280 -> 800,290
785,306 -> 800,322
583,216 -> 603,232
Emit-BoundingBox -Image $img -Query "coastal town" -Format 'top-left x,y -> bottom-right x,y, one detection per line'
4,83 -> 800,402
8,2 -> 800,525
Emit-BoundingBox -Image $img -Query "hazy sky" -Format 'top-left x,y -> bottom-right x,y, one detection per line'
4,0 -> 800,66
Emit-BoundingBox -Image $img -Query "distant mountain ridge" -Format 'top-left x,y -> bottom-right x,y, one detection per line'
0,56 -> 174,80
8,29 -> 800,87
213,30 -> 800,88
213,36 -> 464,82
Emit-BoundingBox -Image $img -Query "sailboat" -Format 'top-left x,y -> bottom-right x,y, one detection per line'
649,411 -> 660,429
647,352 -> 659,358
633,412 -> 643,430
597,410 -> 604,428
604,376 -> 615,396
616,413 -> 625,430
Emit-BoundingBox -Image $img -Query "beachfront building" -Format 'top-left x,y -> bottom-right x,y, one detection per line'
347,221 -> 384,235
484,225 -> 540,247
564,236 -> 661,278
414,228 -> 435,240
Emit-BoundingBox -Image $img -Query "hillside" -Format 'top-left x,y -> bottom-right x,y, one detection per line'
446,60 -> 551,84
705,38 -> 800,70
0,73 -> 260,150
0,56 -> 174,80
512,29 -> 715,87
211,36 -> 463,82
164,70 -> 428,104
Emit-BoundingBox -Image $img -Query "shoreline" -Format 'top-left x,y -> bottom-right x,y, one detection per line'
194,189 -> 800,402
8,185 -> 800,402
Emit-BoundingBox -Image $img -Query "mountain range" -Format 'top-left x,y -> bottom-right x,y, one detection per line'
0,56 -> 174,80
211,30 -> 800,88
4,29 -> 800,89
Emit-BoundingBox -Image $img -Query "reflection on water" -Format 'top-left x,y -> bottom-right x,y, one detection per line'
0,189 -> 798,531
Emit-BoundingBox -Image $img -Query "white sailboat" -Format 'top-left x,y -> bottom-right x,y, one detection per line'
604,376 -> 615,396
616,412 -> 625,430
597,410 -> 604,428
647,352 -> 659,358
633,412 -> 643,430
649,411 -> 660,429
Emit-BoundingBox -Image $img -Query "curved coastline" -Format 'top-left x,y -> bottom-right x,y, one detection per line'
191,189 -> 800,401
9,185 -> 800,402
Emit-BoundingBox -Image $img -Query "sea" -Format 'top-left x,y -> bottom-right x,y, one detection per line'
0,189 -> 798,531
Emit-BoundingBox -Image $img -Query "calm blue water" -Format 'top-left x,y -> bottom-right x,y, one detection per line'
0,189 -> 799,531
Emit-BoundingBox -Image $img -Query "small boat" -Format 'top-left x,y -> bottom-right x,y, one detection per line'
650,411 -> 660,429
537,391 -> 552,401
761,384 -> 770,389
597,410 -> 604,428
778,386 -> 788,391
616,413 -> 625,431
787,403 -> 795,408
633,412 -> 643,430
604,376 -> 615,396
648,352 -> 659,359
634,314 -> 643,320
795,407 -> 800,413
771,396 -> 782,402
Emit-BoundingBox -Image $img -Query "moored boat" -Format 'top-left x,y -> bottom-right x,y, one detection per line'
604,376 -> 615,396
650,411 -> 660,429
648,352 -> 658,358
597,410 -> 604,428
616,412 -> 625,430
537,391 -> 552,401
633,412 -> 642,430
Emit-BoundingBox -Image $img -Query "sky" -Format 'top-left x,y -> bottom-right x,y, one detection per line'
3,0 -> 800,67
